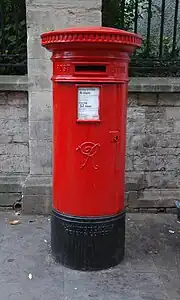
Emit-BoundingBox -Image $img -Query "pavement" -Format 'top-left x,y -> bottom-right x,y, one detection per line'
0,212 -> 179,300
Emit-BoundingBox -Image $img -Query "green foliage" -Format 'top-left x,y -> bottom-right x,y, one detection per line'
102,0 -> 148,30
0,0 -> 27,75
102,0 -> 180,76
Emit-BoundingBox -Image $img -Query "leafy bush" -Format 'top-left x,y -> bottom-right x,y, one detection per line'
0,0 -> 27,75
102,0 -> 180,76
102,0 -> 148,31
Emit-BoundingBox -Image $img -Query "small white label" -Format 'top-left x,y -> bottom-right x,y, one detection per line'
78,87 -> 100,121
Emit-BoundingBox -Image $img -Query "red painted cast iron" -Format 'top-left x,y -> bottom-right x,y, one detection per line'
41,27 -> 142,270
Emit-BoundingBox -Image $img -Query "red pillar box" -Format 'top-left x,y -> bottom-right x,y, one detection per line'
41,27 -> 142,270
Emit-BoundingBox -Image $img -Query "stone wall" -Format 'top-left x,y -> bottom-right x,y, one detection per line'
26,0 -> 101,177
23,0 -> 102,214
126,92 -> 180,211
0,78 -> 180,212
0,90 -> 29,207
0,1 -> 179,213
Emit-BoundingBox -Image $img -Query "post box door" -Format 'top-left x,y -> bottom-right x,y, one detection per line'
53,83 -> 127,216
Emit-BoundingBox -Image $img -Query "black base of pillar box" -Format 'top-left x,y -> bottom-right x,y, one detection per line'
51,209 -> 125,271
177,208 -> 180,222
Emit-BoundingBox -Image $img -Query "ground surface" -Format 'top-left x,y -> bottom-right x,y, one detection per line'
0,212 -> 179,300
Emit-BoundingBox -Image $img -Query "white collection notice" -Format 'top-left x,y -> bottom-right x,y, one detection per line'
78,87 -> 100,121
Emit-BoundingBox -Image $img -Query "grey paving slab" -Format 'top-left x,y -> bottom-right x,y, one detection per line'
0,212 -> 179,300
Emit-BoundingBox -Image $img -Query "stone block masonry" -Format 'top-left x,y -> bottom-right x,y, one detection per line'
0,92 -> 29,174
0,91 -> 29,207
23,0 -> 102,214
0,1 -> 178,213
126,92 -> 180,209
23,89 -> 180,213
0,86 -> 180,212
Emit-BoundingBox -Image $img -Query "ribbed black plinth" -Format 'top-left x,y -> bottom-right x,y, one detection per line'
177,208 -> 180,221
51,209 -> 125,271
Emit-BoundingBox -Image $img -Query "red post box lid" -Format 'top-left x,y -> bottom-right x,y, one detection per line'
41,26 -> 142,53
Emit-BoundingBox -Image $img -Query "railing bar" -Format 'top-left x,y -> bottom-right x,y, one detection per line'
120,0 -> 126,29
0,64 -> 26,67
159,0 -> 166,58
134,0 -> 139,33
0,54 -> 21,57
146,0 -> 152,55
130,68 -> 180,70
172,0 -> 179,56
0,2 -> 5,51
14,3 -> 19,52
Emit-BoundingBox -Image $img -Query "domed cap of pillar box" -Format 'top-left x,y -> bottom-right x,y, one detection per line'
41,26 -> 142,54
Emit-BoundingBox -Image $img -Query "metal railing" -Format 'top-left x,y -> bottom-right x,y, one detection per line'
0,0 -> 27,75
102,0 -> 180,77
